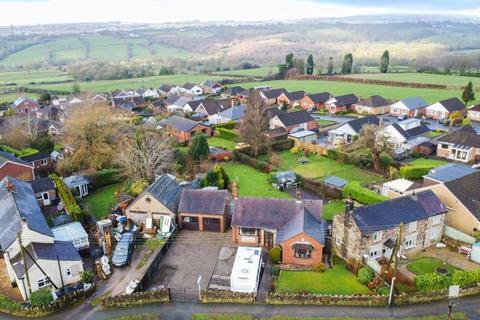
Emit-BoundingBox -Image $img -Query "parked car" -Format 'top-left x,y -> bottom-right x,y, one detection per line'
112,232 -> 135,268
397,115 -> 406,121
52,282 -> 91,301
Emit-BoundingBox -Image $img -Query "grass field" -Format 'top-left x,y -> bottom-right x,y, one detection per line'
232,80 -> 474,104
0,70 -> 72,86
84,183 -> 121,220
207,137 -> 236,150
347,72 -> 480,87
222,162 -> 290,198
407,257 -> 460,275
408,158 -> 448,167
212,67 -> 277,77
272,151 -> 384,183
276,266 -> 370,295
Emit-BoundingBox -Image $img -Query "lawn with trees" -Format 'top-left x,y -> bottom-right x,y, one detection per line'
84,183 -> 122,220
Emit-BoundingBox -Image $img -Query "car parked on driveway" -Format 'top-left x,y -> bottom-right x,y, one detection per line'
112,232 -> 135,268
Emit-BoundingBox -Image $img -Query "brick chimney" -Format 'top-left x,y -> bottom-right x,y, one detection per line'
6,179 -> 15,192
232,180 -> 238,199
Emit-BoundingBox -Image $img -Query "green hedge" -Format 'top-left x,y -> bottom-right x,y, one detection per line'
216,127 -> 237,141
415,273 -> 450,291
86,168 -> 124,188
400,165 -> 435,179
452,270 -> 480,288
0,145 -> 39,157
51,174 -> 84,221
213,121 -> 236,130
343,181 -> 388,205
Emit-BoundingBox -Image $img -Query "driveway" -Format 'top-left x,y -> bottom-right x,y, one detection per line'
149,230 -> 232,291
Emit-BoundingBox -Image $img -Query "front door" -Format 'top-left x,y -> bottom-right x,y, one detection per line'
42,192 -> 51,206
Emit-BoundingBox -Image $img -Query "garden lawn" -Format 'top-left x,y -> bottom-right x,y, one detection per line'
407,257 -> 460,276
316,119 -> 336,126
323,200 -> 345,220
274,151 -> 384,183
429,130 -> 446,138
207,137 -> 236,150
408,158 -> 448,167
222,162 -> 290,198
84,183 -> 121,220
276,266 -> 370,295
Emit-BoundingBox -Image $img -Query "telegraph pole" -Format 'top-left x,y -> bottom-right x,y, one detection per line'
18,233 -> 32,296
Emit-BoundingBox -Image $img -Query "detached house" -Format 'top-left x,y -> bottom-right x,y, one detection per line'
0,177 -> 83,300
277,91 -> 305,106
182,83 -> 204,96
467,105 -> 480,122
383,118 -> 431,156
165,95 -> 192,113
164,115 -> 212,142
354,95 -> 390,115
201,80 -> 223,94
389,97 -> 428,118
325,94 -> 358,114
0,151 -> 35,181
211,104 -> 246,124
11,97 -> 40,115
231,197 -> 326,267
299,92 -> 331,110
328,116 -> 380,145
436,125 -> 480,163
260,88 -> 288,105
269,110 -> 317,133
425,97 -> 466,120
159,84 -> 175,96
193,99 -> 233,122
332,191 -> 447,264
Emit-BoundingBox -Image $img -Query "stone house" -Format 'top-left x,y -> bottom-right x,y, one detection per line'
332,191 -> 447,264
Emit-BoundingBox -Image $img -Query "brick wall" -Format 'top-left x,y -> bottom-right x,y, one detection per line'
280,232 -> 323,267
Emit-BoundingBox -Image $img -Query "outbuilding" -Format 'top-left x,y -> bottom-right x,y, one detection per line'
51,221 -> 90,251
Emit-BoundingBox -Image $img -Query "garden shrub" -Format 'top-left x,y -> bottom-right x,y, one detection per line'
313,262 -> 325,273
81,270 -> 94,284
452,270 -> 480,288
0,145 -> 39,157
377,286 -> 390,296
414,273 -> 450,291
30,288 -> 53,308
51,174 -> 84,221
357,267 -> 375,285
330,253 -> 346,266
326,149 -> 337,160
343,181 -> 388,205
214,121 -> 236,130
122,179 -> 149,197
217,128 -> 237,141
0,295 -> 20,312
271,266 -> 281,277
269,247 -> 282,264
87,168 -> 124,187
290,145 -> 301,154
400,165 -> 435,179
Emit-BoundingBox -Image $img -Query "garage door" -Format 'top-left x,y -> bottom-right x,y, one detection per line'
203,218 -> 221,232
182,216 -> 199,230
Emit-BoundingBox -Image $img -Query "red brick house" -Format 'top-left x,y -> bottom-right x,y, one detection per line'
231,197 -> 326,267
299,92 -> 331,110
277,91 -> 305,106
325,94 -> 359,114
11,97 -> 40,115
164,115 -> 212,143
0,151 -> 35,181
178,189 -> 230,232
269,110 -> 317,133
28,177 -> 57,207
21,152 -> 54,176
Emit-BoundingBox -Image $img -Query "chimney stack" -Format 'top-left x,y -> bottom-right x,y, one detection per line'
6,179 -> 15,192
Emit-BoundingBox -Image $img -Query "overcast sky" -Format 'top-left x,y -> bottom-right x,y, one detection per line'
0,0 -> 479,26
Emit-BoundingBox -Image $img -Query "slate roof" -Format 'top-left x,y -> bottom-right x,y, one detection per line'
0,177 -> 53,250
306,92 -> 331,104
437,97 -> 465,112
276,208 -> 326,245
266,107 -> 284,119
398,97 -> 428,110
276,110 -> 314,127
11,241 -> 81,278
140,174 -> 190,214
406,125 -> 431,137
28,177 -> 55,193
0,150 -> 33,168
285,91 -> 306,101
334,94 -> 358,106
424,163 -> 477,183
20,152 -> 51,163
262,88 -> 287,99
217,104 -> 246,121
444,171 -> 480,220
179,189 -> 228,216
202,80 -> 221,88
323,176 -> 348,188
352,191 -> 447,235
183,82 -> 199,90
391,123 -> 410,139
164,95 -> 182,105
359,95 -> 389,108
166,115 -> 199,132
226,86 -> 246,95
159,84 -> 173,92
232,197 -> 323,229
112,96 -> 145,108
347,116 -> 380,133
198,99 -> 230,115
437,125 -> 480,148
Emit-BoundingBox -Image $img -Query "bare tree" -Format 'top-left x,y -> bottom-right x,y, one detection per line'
354,124 -> 393,172
238,92 -> 270,157
116,129 -> 175,182
25,113 -> 43,143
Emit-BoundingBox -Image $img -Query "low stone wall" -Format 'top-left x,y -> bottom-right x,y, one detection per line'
201,289 -> 255,304
102,288 -> 170,309
266,292 -> 388,306
394,284 -> 480,305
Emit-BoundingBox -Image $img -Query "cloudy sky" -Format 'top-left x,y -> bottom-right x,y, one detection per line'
0,0 -> 479,25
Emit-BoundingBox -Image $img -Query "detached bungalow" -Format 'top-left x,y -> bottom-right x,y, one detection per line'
425,97 -> 466,120
260,88 -> 288,105
325,94 -> 359,114
211,104 -> 246,124
354,95 -> 390,115
383,118 -> 431,155
327,116 -> 380,145
178,189 -> 229,232
182,83 -> 204,96
223,86 -> 246,97
467,105 -> 480,122
332,191 -> 447,264
165,115 -> 212,143
231,197 -> 326,267
277,91 -> 306,106
389,96 -> 428,118
436,125 -> 480,163
165,95 -> 192,113
269,110 -> 317,133
299,92 -> 331,110
159,84 -> 175,96
0,151 -> 35,182
201,80 -> 223,94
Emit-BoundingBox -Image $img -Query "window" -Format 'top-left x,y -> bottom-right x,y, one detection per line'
40,159 -> 48,166
240,228 -> 257,236
429,215 -> 442,225
372,231 -> 383,242
404,234 -> 417,249
294,247 -> 312,259
65,267 -> 72,278
336,235 -> 342,246
408,221 -> 417,232
440,144 -> 449,149
369,244 -> 382,258
38,277 -> 51,289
